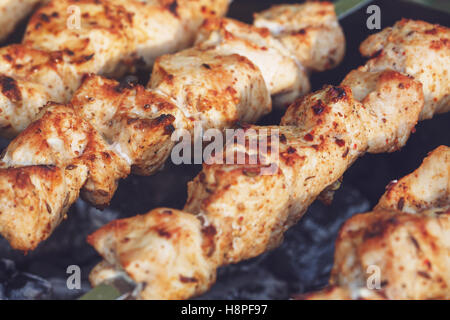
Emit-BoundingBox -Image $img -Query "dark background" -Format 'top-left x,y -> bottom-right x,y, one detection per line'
0,0 -> 448,299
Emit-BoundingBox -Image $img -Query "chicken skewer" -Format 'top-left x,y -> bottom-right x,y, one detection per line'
301,146 -> 450,300
0,2 -> 346,251
86,19 -> 450,300
0,0 -> 230,137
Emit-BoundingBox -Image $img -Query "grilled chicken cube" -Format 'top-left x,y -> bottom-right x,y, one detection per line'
87,20 -> 449,300
306,146 -> 450,300
24,0 -> 230,76
88,208 -> 217,300
149,48 -> 272,129
360,19 -> 450,120
254,1 -> 345,72
195,17 -> 310,106
0,104 -> 129,250
71,74 -> 186,176
342,69 -> 423,153
0,0 -> 229,138
0,45 -> 84,136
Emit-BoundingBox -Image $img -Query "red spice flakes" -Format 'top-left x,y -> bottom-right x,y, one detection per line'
417,271 -> 431,279
179,275 -> 198,283
287,146 -> 296,154
397,197 -> 405,210
335,138 -> 345,147
425,28 -> 437,35
202,225 -> 217,237
157,228 -> 171,239
342,147 -> 350,158
304,133 -> 314,141
312,100 -> 326,115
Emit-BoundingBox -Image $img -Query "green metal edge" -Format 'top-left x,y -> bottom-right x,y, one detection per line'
334,0 -> 375,19
78,283 -> 122,300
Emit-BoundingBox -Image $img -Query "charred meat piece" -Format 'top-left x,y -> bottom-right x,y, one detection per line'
302,146 -> 449,300
87,20 -> 449,299
0,2 -> 346,251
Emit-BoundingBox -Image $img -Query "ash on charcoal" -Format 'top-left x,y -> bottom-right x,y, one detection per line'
0,259 -> 52,300
0,258 -> 16,282
6,272 -> 52,300
0,200 -> 122,299
199,267 -> 289,300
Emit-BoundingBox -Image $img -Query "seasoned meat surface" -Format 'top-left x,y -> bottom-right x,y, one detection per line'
88,20 -> 449,300
360,19 -> 450,120
0,2 -> 347,251
304,146 -> 450,300
24,0 -> 230,76
0,0 -> 230,137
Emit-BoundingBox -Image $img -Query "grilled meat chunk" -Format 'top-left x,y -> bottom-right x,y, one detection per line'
0,104 -> 129,250
88,20 -> 449,300
0,2 -> 347,251
254,1 -> 345,72
195,17 -> 310,107
88,208 -> 217,300
360,19 -> 450,120
0,0 -> 230,137
0,45 -> 85,137
150,48 -> 271,129
24,0 -> 230,76
304,146 -> 450,300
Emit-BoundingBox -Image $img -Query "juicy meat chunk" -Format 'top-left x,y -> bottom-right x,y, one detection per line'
87,20 -> 449,300
360,19 -> 450,120
328,146 -> 450,300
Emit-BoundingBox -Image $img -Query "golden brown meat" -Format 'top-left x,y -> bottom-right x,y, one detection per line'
360,19 -> 450,120
24,0 -> 230,76
341,69 -> 423,153
0,45 -> 84,137
0,0 -> 230,138
195,18 -> 310,107
0,2 -> 346,251
88,208 -> 217,300
0,104 -> 129,251
88,20 -> 449,300
199,1 -> 345,107
70,75 -> 185,176
0,59 -> 266,251
0,1 -> 344,138
304,146 -> 450,300
149,48 -> 271,129
254,1 -> 345,72
0,74 -> 184,250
